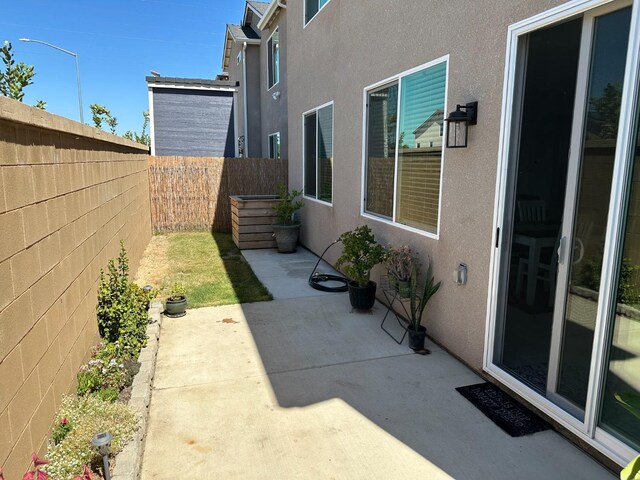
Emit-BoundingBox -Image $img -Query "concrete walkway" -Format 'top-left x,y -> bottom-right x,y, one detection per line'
140,248 -> 615,479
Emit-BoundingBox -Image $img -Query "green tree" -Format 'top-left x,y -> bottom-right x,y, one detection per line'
123,111 -> 150,146
0,40 -> 36,102
35,99 -> 46,110
90,103 -> 118,134
591,82 -> 622,140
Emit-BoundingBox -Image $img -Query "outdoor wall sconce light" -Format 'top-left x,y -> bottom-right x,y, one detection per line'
91,431 -> 113,480
272,90 -> 281,100
445,101 -> 478,148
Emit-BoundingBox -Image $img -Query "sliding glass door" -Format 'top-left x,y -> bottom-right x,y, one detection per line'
492,0 -> 639,459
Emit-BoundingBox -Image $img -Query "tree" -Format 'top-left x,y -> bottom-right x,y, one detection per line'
90,103 -> 118,134
123,111 -> 150,146
591,82 -> 622,140
0,40 -> 36,101
35,99 -> 46,110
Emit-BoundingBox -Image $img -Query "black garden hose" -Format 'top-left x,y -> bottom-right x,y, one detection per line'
308,239 -> 349,292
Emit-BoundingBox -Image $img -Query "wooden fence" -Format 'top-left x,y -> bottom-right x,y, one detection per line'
148,156 -> 288,233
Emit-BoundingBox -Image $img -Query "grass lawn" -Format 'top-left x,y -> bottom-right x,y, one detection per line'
135,232 -> 272,308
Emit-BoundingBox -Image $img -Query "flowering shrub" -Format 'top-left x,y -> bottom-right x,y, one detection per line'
77,343 -> 129,401
384,245 -> 419,282
44,396 -> 138,480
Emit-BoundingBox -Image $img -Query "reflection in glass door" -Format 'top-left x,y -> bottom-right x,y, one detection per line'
549,5 -> 632,418
598,93 -> 640,452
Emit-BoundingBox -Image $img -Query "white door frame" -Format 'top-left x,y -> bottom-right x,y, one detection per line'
484,0 -> 640,466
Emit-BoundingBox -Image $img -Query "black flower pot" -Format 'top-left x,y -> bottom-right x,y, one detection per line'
348,280 -> 377,311
165,296 -> 187,318
407,325 -> 427,351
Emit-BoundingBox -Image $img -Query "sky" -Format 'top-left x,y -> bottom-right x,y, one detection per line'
1,0 -> 249,135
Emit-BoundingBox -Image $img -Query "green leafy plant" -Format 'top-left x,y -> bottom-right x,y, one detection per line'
335,225 -> 386,287
408,257 -> 441,330
44,395 -> 137,480
0,41 -> 35,102
615,393 -> 640,480
34,99 -> 46,110
97,242 -> 152,358
273,184 -> 304,225
90,103 -> 118,134
168,281 -> 186,301
52,417 -> 73,445
581,257 -> 640,306
123,111 -> 150,146
77,343 -> 128,400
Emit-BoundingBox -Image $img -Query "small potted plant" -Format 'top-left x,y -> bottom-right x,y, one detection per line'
407,257 -> 441,351
165,282 -> 187,318
384,245 -> 418,297
272,184 -> 304,253
335,225 -> 386,310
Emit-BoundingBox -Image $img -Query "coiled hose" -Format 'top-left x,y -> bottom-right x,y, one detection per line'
308,239 -> 349,292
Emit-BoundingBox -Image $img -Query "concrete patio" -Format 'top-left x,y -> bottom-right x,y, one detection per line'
140,248 -> 615,479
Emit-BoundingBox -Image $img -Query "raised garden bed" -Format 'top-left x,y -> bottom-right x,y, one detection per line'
230,195 -> 279,250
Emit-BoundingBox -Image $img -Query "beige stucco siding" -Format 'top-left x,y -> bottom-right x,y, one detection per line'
287,0 -> 567,368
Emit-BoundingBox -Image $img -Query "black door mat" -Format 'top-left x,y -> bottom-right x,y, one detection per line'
456,382 -> 549,437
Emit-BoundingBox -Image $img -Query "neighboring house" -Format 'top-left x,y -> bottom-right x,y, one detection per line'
274,0 -> 640,469
146,76 -> 237,157
222,0 -> 288,159
413,109 -> 444,149
146,0 -> 288,160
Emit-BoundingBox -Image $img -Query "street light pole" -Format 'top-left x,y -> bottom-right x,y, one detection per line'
19,38 -> 84,124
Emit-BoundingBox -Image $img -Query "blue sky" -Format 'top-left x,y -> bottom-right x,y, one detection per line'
1,0 -> 248,135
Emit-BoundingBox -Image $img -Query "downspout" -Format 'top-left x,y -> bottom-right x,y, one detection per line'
277,0 -> 286,8
242,42 -> 249,158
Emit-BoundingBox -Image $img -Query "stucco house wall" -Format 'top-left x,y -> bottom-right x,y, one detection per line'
286,0 -> 565,369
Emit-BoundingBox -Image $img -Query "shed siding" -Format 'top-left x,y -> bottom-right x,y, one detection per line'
153,88 -> 235,157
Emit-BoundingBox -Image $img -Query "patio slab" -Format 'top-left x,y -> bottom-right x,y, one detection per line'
140,249 -> 615,480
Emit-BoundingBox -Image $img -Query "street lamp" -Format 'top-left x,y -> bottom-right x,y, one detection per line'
19,38 -> 84,124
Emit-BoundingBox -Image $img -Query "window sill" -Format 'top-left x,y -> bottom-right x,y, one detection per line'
361,212 -> 439,240
304,195 -> 333,207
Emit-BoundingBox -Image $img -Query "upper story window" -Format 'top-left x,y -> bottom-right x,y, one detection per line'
268,28 -> 280,89
305,0 -> 330,25
363,58 -> 448,236
304,102 -> 333,204
269,132 -> 281,159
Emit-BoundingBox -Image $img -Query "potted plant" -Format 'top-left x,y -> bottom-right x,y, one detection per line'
335,225 -> 386,310
407,257 -> 441,351
384,245 -> 418,297
272,184 -> 304,253
165,282 -> 187,318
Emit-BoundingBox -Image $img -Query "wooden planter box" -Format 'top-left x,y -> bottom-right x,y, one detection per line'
230,195 -> 279,249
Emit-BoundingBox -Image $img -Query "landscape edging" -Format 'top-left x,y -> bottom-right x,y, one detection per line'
111,301 -> 163,480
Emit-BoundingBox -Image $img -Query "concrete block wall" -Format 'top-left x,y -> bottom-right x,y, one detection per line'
0,97 -> 152,478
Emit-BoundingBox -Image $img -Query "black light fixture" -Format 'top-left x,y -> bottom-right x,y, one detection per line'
445,101 -> 478,148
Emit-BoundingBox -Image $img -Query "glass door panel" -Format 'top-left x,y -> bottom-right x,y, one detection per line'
598,94 -> 640,451
553,6 -> 632,413
493,18 -> 582,393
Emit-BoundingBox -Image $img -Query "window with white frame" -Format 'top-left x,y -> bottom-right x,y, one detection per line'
305,0 -> 330,25
268,132 -> 281,159
364,59 -> 447,235
304,102 -> 333,203
267,28 -> 280,89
